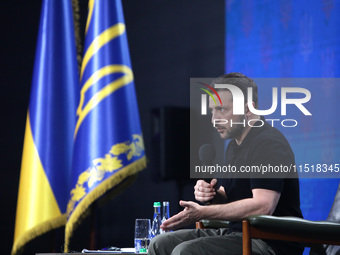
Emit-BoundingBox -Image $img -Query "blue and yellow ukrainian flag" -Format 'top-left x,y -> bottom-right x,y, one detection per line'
65,0 -> 146,245
12,0 -> 79,255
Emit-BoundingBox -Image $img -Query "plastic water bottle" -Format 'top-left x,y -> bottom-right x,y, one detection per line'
150,202 -> 161,238
160,201 -> 170,234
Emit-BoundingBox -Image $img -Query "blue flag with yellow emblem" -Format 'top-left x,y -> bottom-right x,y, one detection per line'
12,0 -> 79,254
65,0 -> 146,245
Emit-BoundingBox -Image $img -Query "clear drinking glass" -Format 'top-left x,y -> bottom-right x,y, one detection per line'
134,219 -> 151,253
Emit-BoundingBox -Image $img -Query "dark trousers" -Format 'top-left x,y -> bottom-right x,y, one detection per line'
148,228 -> 276,255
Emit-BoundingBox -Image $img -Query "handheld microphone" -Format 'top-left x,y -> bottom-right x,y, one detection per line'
198,144 -> 216,204
199,144 -> 216,167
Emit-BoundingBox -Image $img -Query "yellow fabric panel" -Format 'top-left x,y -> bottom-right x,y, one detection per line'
13,114 -> 62,242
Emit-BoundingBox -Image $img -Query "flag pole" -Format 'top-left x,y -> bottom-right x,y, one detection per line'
50,230 -> 56,253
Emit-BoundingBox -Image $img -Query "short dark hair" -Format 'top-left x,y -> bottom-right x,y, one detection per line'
211,72 -> 258,108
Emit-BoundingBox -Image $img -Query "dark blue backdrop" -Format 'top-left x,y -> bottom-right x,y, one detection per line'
225,0 -> 340,236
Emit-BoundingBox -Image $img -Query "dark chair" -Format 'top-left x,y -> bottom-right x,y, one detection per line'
243,183 -> 340,255
195,219 -> 230,229
196,182 -> 340,255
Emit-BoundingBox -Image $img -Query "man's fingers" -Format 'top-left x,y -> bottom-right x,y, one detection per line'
196,179 -> 212,188
179,200 -> 191,207
194,189 -> 215,202
194,189 -> 216,197
194,179 -> 216,203
161,220 -> 181,231
195,193 -> 215,201
210,178 -> 218,187
162,212 -> 182,226
195,185 -> 215,193
161,210 -> 188,231
195,195 -> 214,202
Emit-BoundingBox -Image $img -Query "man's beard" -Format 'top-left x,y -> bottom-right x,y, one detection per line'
218,115 -> 246,140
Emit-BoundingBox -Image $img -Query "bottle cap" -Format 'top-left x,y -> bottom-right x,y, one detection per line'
153,202 -> 161,207
163,201 -> 169,206
139,248 -> 147,253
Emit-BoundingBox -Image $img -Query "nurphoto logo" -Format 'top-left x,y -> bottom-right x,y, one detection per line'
199,84 -> 312,128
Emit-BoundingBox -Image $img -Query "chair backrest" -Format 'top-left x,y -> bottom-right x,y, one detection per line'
327,182 -> 340,222
324,183 -> 340,255
310,183 -> 340,255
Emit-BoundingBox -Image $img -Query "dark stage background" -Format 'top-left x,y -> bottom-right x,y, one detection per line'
1,1 -> 225,254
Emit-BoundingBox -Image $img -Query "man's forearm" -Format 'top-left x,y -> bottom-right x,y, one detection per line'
201,198 -> 262,221
201,189 -> 280,221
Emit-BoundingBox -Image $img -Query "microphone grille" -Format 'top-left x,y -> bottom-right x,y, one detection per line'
199,144 -> 216,163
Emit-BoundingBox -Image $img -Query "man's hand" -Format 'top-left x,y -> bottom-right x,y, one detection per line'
160,201 -> 202,231
194,179 -> 217,203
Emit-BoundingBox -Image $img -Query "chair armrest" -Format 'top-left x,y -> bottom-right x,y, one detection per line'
196,219 -> 230,229
246,215 -> 340,243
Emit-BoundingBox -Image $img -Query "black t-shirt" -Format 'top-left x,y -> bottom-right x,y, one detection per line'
219,119 -> 303,255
